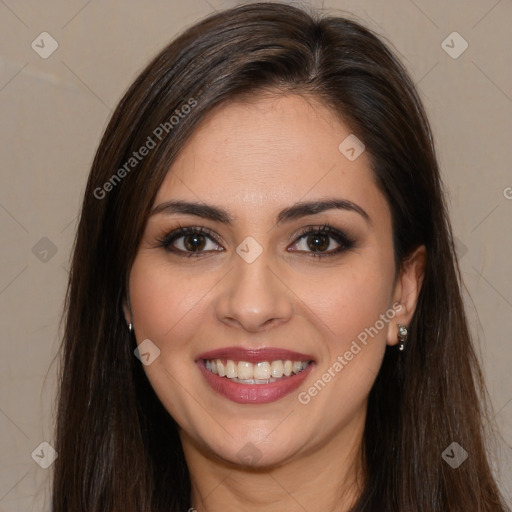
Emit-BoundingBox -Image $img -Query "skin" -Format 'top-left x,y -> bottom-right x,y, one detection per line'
124,93 -> 426,512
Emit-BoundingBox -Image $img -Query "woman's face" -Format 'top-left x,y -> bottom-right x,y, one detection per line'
126,93 -> 416,468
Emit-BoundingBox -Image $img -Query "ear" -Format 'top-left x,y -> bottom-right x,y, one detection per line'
123,294 -> 132,327
387,245 -> 427,347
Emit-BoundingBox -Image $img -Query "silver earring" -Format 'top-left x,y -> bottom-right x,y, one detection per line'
128,323 -> 133,333
397,324 -> 408,351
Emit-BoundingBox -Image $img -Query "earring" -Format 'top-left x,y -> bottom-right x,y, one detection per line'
397,324 -> 408,351
128,322 -> 133,333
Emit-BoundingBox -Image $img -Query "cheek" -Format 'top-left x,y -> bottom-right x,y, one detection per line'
129,257 -> 207,341
299,255 -> 395,402
297,268 -> 393,416
128,257 -> 209,422
304,260 -> 394,345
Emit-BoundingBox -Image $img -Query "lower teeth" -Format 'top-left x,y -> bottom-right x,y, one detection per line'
231,377 -> 279,384
220,367 -> 306,384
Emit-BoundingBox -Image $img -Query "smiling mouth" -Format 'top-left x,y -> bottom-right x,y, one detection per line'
204,358 -> 312,384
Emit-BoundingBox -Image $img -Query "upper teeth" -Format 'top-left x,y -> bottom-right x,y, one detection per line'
205,359 -> 309,381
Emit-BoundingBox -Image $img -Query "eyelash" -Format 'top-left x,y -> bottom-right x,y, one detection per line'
156,223 -> 356,260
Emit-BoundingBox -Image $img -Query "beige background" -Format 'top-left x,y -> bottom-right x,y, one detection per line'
0,0 -> 511,510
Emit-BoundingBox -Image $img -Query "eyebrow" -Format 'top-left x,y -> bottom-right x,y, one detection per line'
150,198 -> 371,225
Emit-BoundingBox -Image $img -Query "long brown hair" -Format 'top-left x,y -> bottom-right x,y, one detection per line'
53,3 -> 508,510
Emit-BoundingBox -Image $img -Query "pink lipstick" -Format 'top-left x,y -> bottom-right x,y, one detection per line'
196,347 -> 315,404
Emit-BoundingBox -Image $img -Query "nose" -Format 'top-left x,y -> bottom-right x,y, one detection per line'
214,247 -> 294,333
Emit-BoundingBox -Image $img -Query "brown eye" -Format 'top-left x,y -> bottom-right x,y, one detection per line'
159,227 -> 223,256
182,233 -> 207,251
306,233 -> 330,252
289,225 -> 355,259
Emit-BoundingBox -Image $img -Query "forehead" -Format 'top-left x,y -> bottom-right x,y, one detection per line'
154,93 -> 389,223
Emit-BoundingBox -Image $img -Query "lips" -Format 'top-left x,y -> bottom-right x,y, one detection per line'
197,347 -> 314,363
196,347 -> 315,404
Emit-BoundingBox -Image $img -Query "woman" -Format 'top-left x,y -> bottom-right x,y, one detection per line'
52,2 -> 508,511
